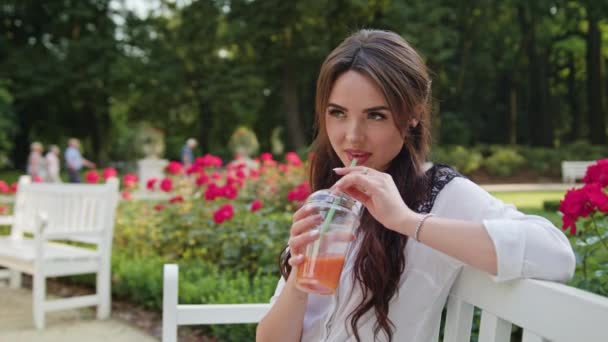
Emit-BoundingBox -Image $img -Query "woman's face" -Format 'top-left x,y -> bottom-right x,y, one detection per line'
325,70 -> 405,171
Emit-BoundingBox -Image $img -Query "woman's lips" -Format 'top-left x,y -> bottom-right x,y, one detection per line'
345,150 -> 371,165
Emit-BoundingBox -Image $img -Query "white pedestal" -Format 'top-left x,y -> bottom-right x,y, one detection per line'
137,158 -> 168,190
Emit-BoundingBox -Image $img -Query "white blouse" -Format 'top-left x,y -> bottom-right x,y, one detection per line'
269,177 -> 576,342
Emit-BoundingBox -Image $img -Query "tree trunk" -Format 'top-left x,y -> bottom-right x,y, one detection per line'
566,51 -> 582,142
198,100 -> 212,154
518,5 -> 553,146
281,45 -> 305,151
509,86 -> 517,145
586,11 -> 606,144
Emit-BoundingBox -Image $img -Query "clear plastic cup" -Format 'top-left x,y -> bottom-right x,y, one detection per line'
295,189 -> 362,295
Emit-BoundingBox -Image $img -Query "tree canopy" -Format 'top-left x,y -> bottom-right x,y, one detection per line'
1,0 -> 607,168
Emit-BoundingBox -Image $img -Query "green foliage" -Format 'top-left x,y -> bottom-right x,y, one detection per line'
431,145 -> 483,174
115,199 -> 291,275
482,147 -> 526,177
110,250 -> 277,340
543,200 -> 561,212
0,80 -> 16,168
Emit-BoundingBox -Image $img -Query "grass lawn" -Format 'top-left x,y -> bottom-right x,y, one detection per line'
490,190 -> 564,227
490,190 -> 565,210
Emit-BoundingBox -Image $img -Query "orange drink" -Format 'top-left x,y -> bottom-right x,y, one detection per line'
296,255 -> 346,295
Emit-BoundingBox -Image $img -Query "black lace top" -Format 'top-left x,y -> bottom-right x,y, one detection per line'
416,164 -> 463,214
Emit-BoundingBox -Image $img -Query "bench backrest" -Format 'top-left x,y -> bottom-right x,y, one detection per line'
444,267 -> 608,342
561,161 -> 595,182
162,264 -> 608,342
11,176 -> 120,246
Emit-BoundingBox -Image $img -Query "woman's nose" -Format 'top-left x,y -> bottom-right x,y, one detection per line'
345,121 -> 365,144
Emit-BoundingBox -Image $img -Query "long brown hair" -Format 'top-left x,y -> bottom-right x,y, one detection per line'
280,29 -> 433,341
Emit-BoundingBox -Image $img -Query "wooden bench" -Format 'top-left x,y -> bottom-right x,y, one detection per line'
561,160 -> 595,183
162,264 -> 608,342
0,176 -> 120,329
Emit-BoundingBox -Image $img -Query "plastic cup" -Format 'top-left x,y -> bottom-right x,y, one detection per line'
295,189 -> 362,295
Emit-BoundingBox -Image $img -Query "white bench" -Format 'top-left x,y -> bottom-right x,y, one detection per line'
0,176 -> 120,329
162,264 -> 608,342
561,161 -> 595,183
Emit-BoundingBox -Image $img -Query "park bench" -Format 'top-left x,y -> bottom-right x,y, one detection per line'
0,176 -> 120,329
561,160 -> 595,183
162,264 -> 608,342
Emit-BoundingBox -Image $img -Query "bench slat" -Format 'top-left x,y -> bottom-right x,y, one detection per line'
478,311 -> 511,342
176,304 -> 270,325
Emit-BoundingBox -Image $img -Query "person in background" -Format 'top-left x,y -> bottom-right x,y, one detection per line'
45,145 -> 61,182
181,138 -> 197,167
27,141 -> 46,181
64,138 -> 96,183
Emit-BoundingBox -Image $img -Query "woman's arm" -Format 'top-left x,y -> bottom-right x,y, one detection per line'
333,167 -> 576,282
257,205 -> 324,341
396,214 -> 498,275
395,178 -> 576,282
256,273 -> 309,341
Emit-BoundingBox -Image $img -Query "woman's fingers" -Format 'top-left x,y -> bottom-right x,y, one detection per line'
290,213 -> 324,237
292,204 -> 318,222
288,253 -> 305,266
288,229 -> 320,254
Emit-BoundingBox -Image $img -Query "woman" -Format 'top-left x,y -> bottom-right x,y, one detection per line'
256,29 -> 575,342
27,141 -> 46,181
45,145 -> 61,182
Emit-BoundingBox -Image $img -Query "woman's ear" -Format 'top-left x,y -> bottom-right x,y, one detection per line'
409,118 -> 419,129
410,104 -> 425,128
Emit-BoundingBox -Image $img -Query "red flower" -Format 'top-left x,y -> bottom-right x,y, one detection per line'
559,188 -> 592,219
0,205 -> 6,214
121,191 -> 132,200
154,203 -> 165,211
169,195 -> 184,204
213,204 -> 234,224
0,181 -> 9,193
32,176 -> 44,183
249,169 -> 260,178
160,178 -> 173,192
205,183 -> 221,201
166,161 -> 183,175
195,174 -> 209,186
260,152 -> 273,162
146,178 -> 157,191
10,183 -> 17,193
222,185 -> 238,200
195,154 -> 223,168
103,167 -> 118,180
123,174 -> 138,189
85,170 -> 99,183
585,183 -> 608,213
236,169 -> 247,179
285,152 -> 302,166
250,199 -> 262,212
288,182 -> 311,202
583,159 -> 608,187
279,164 -> 288,173
186,164 -> 203,175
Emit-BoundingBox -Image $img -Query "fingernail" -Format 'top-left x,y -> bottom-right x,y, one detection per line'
333,167 -> 343,172
309,230 -> 320,237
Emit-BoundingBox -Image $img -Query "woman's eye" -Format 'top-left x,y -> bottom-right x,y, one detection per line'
328,109 -> 345,118
369,112 -> 387,121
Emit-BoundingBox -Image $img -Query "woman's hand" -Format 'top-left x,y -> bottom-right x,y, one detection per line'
287,205 -> 324,267
287,204 -> 358,267
332,166 -> 417,234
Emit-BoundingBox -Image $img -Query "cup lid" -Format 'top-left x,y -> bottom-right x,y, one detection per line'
305,189 -> 362,214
